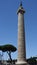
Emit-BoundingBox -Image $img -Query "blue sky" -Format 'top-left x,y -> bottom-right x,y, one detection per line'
0,0 -> 37,60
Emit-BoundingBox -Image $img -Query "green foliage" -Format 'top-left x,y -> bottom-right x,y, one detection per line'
27,57 -> 37,65
0,44 -> 17,61
0,44 -> 17,52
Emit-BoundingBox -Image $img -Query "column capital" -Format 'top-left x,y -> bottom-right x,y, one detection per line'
17,3 -> 25,14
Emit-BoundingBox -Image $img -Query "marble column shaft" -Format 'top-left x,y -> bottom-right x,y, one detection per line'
18,12 -> 26,61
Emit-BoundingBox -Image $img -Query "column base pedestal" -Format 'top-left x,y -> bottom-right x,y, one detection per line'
16,61 -> 29,65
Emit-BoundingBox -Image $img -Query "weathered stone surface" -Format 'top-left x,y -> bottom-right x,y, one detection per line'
18,13 -> 26,61
16,3 -> 29,65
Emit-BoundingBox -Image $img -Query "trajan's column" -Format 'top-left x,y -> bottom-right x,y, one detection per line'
16,3 -> 29,65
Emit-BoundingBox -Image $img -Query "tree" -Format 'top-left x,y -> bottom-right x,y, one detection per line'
0,44 -> 17,62
27,57 -> 36,65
